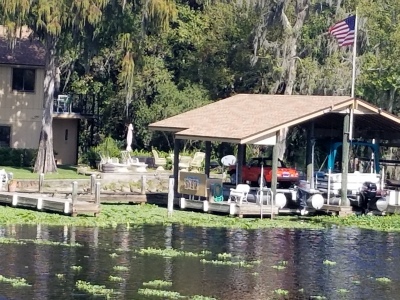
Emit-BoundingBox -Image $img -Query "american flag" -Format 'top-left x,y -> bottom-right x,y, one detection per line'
329,15 -> 356,47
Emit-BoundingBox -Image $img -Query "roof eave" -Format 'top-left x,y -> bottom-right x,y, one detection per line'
241,99 -> 355,144
175,133 -> 241,144
0,62 -> 45,68
148,125 -> 187,133
356,100 -> 400,125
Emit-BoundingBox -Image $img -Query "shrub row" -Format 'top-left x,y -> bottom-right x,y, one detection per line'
0,148 -> 37,167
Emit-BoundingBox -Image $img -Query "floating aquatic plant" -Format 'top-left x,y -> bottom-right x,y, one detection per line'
143,280 -> 173,289
323,260 -> 336,266
272,260 -> 288,270
56,274 -> 65,279
109,253 -> 119,258
109,275 -> 124,282
115,247 -> 129,252
190,295 -> 217,300
310,296 -> 327,300
216,252 -> 232,260
274,289 -> 289,295
0,237 -> 25,245
76,280 -> 115,297
337,289 -> 349,293
200,259 -> 254,268
311,214 -> 400,232
376,277 -> 391,283
0,275 -> 31,287
0,205 -> 327,230
113,266 -> 129,271
138,288 -> 182,299
31,239 -> 82,247
3,203 -> 400,232
71,265 -> 82,271
0,237 -> 81,247
137,247 -> 206,258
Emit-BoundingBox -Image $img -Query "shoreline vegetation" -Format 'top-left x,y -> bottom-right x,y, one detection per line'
0,204 -> 400,232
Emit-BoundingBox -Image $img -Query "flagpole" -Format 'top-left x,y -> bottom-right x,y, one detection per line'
349,11 -> 358,141
351,11 -> 358,98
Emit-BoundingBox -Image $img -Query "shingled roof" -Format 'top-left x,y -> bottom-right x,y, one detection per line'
149,94 -> 400,143
0,37 -> 45,67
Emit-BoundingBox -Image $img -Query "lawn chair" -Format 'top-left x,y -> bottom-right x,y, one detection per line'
128,157 -> 148,172
0,169 -> 8,191
227,184 -> 250,205
55,94 -> 72,113
168,153 -> 176,164
120,150 -> 130,164
120,150 -> 148,172
98,152 -> 110,171
152,149 -> 167,169
178,156 -> 192,171
189,152 -> 205,172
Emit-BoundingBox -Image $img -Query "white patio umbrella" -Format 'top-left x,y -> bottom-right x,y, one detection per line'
126,123 -> 134,152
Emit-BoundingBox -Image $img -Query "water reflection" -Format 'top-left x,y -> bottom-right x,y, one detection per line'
0,224 -> 399,299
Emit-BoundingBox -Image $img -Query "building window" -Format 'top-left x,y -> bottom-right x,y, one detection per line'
0,126 -> 10,147
12,68 -> 35,92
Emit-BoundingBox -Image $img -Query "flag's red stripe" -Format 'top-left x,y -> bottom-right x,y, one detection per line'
329,16 -> 355,47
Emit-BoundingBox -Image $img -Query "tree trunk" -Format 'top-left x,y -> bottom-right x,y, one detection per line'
387,88 -> 396,113
34,35 -> 58,173
277,0 -> 309,160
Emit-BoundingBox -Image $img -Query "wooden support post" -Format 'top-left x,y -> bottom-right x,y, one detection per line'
341,112 -> 350,206
72,181 -> 78,206
306,122 -> 315,186
141,175 -> 146,195
90,174 -> 96,194
237,144 -> 244,184
39,173 -> 44,193
271,131 -> 280,196
242,143 -> 247,166
205,141 -> 211,177
95,182 -> 101,206
167,175 -> 174,217
173,138 -> 180,194
270,189 -> 274,220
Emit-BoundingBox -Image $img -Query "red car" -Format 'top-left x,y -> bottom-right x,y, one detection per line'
228,157 -> 299,188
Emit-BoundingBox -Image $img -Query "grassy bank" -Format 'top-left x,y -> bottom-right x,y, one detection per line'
0,204 -> 400,231
0,165 -> 88,179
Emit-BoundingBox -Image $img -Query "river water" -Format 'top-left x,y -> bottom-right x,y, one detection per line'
0,224 -> 399,300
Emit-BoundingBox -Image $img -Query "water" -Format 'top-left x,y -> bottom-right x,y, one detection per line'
0,224 -> 399,300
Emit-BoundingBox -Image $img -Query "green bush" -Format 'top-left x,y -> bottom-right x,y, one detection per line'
131,149 -> 151,157
78,137 -> 121,168
79,148 -> 99,168
94,136 -> 120,159
0,148 -> 37,167
166,157 -> 173,170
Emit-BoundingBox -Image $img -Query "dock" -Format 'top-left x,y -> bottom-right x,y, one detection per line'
0,192 -> 101,216
320,204 -> 354,216
179,198 -> 279,217
0,180 -> 102,216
